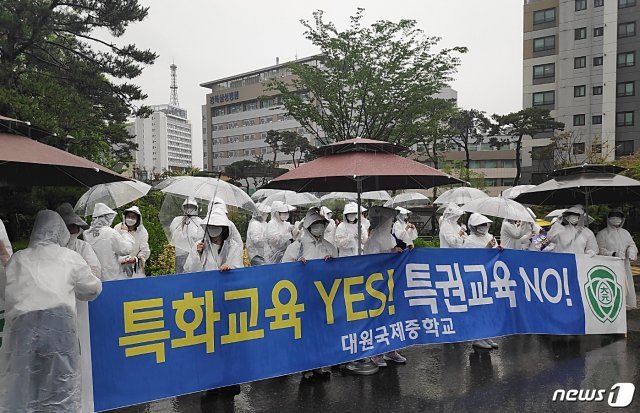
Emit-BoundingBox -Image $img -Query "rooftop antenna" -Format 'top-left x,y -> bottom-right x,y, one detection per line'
169,60 -> 179,107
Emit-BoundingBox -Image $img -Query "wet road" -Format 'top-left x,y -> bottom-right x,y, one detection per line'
111,284 -> 640,413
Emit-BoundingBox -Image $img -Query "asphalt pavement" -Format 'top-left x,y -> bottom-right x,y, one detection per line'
111,280 -> 640,413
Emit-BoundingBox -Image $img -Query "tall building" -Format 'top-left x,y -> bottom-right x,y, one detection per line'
127,64 -> 193,180
522,0 -> 640,183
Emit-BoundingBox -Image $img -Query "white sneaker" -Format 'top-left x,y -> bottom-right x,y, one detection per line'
486,338 -> 499,349
383,351 -> 407,363
472,340 -> 492,349
371,355 -> 387,367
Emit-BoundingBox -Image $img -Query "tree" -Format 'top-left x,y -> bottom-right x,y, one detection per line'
491,107 -> 564,185
262,129 -> 315,168
267,8 -> 466,144
447,109 -> 490,180
0,0 -> 157,164
225,160 -> 259,192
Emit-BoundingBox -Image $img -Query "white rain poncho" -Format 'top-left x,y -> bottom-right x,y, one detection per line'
170,197 -> 204,273
0,219 -> 13,306
283,209 -> 338,262
208,197 -> 243,247
393,207 -> 418,248
184,211 -> 243,272
319,206 -> 336,244
439,203 -> 466,248
500,219 -> 533,250
464,213 -> 497,248
56,203 -> 101,279
364,206 -> 399,254
265,201 -> 295,264
114,206 -> 151,278
246,204 -> 270,266
596,209 -> 638,307
0,210 -> 102,412
335,202 -> 368,257
83,203 -> 134,281
546,205 -> 598,256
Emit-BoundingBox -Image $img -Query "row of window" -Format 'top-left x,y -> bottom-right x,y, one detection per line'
211,97 -> 283,117
534,1 -> 635,27
574,26 -> 604,40
534,51 -> 635,76
212,114 -> 294,131
468,159 -> 516,169
571,111 -> 634,126
533,22 -> 636,53
212,147 -> 272,159
533,81 -> 636,106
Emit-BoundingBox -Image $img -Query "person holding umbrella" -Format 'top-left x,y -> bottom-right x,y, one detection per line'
185,210 -> 243,272
170,197 -> 205,273
393,206 -> 418,249
246,203 -> 270,266
56,203 -> 101,278
265,201 -> 296,264
114,206 -> 150,278
439,203 -> 467,248
500,219 -> 536,250
596,208 -> 638,307
319,206 -> 337,244
542,205 -> 598,256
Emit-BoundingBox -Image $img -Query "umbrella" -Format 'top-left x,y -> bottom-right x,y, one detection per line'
384,192 -> 430,208
545,209 -> 566,219
433,187 -> 489,205
74,180 -> 151,217
514,164 -> 640,206
0,132 -> 129,187
161,176 -> 258,214
261,190 -> 320,208
152,176 -> 188,191
461,197 -> 535,223
500,185 -> 536,200
320,191 -> 391,202
251,188 -> 282,202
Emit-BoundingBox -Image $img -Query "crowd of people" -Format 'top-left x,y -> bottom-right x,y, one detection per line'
0,197 -> 637,408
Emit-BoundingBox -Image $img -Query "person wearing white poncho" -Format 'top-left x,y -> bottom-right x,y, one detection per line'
544,205 -> 598,256
393,206 -> 418,249
335,202 -> 368,257
0,210 -> 102,412
114,206 -> 151,278
246,203 -> 270,266
319,206 -> 336,244
83,203 -> 133,280
184,211 -> 243,272
500,219 -> 535,250
596,208 -> 638,308
282,208 -> 338,263
170,197 -> 204,273
438,203 -> 467,248
264,201 -> 295,264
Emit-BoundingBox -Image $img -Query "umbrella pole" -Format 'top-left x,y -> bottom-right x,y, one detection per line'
357,178 -> 363,256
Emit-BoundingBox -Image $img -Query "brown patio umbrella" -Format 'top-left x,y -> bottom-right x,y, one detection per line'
0,133 -> 130,187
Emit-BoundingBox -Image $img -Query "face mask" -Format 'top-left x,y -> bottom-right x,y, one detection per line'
184,206 -> 197,216
476,225 -> 489,235
279,213 -> 289,221
609,217 -> 623,227
69,232 -> 80,243
207,226 -> 223,238
309,223 -> 325,237
326,213 -> 333,220
345,213 -> 357,223
567,215 -> 579,225
125,218 -> 137,227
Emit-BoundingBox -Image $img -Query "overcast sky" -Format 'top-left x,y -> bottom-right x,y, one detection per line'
116,0 -> 523,168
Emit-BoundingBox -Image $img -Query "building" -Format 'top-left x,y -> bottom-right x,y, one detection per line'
522,0 -> 640,183
126,104 -> 193,180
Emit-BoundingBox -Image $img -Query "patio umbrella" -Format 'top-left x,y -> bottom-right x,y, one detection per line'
433,187 -> 489,205
514,164 -> 640,206
461,197 -> 535,223
384,192 -> 430,208
320,191 -> 391,202
261,190 -> 320,208
0,133 -> 129,187
161,176 -> 258,214
263,137 -> 463,253
74,180 -> 151,217
500,185 -> 535,200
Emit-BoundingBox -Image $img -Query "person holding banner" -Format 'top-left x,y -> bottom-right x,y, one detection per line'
0,210 -> 102,412
439,203 -> 467,248
596,208 -> 638,308
265,201 -> 295,264
543,205 -> 598,256
170,197 -> 204,273
335,202 -> 368,257
185,210 -> 243,272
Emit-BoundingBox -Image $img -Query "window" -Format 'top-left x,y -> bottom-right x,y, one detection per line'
617,81 -> 635,96
574,85 -> 587,97
533,35 -> 555,52
618,22 -> 636,38
618,51 -> 636,67
485,178 -> 498,187
616,111 -> 635,126
533,91 -> 555,106
574,56 -> 587,68
576,0 -> 587,10
484,160 -> 498,168
592,115 -> 603,124
616,140 -> 635,156
575,27 -> 587,40
533,63 -> 555,79
573,114 -> 586,126
593,85 -> 603,95
619,0 -> 636,8
534,8 -> 556,24
502,178 -> 515,186
594,27 -> 604,37
593,56 -> 604,66
595,0 -> 604,6
502,159 -> 515,168
573,143 -> 586,154
212,108 -> 225,117
469,160 -> 481,168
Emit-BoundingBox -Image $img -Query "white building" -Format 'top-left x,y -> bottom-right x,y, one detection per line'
127,104 -> 193,180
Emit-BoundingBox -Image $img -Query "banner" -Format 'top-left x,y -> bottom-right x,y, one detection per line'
89,249 -> 627,411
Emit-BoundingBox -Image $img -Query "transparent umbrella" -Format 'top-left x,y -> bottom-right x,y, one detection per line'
161,176 -> 258,214
461,197 -> 535,223
251,188 -> 282,202
320,191 -> 391,202
261,190 -> 320,208
384,192 -> 430,208
74,180 -> 151,216
500,185 -> 535,200
434,187 -> 489,205
153,176 -> 188,191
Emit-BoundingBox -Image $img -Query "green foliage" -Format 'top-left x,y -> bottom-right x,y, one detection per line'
446,109 -> 491,179
441,160 -> 487,191
0,0 -> 157,163
413,238 -> 439,248
267,8 -> 466,144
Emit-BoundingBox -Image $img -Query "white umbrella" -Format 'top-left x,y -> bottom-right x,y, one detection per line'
545,209 -> 566,219
500,185 -> 536,200
75,180 -> 151,216
261,190 -> 320,208
384,192 -> 430,207
152,176 -> 188,191
251,188 -> 281,202
320,191 -> 391,202
161,176 -> 258,214
434,187 -> 489,205
461,197 -> 535,223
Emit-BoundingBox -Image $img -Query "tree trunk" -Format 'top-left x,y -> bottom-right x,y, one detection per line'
514,135 -> 523,185
464,144 -> 471,181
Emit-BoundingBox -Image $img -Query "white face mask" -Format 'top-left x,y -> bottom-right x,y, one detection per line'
279,212 -> 290,221
183,206 -> 197,216
609,217 -> 623,227
309,223 -> 326,237
207,226 -> 223,238
567,215 -> 580,225
345,213 -> 357,223
125,218 -> 137,227
326,212 -> 333,220
476,225 -> 489,235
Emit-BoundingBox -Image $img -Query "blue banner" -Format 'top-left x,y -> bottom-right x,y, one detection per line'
89,248 -> 626,411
